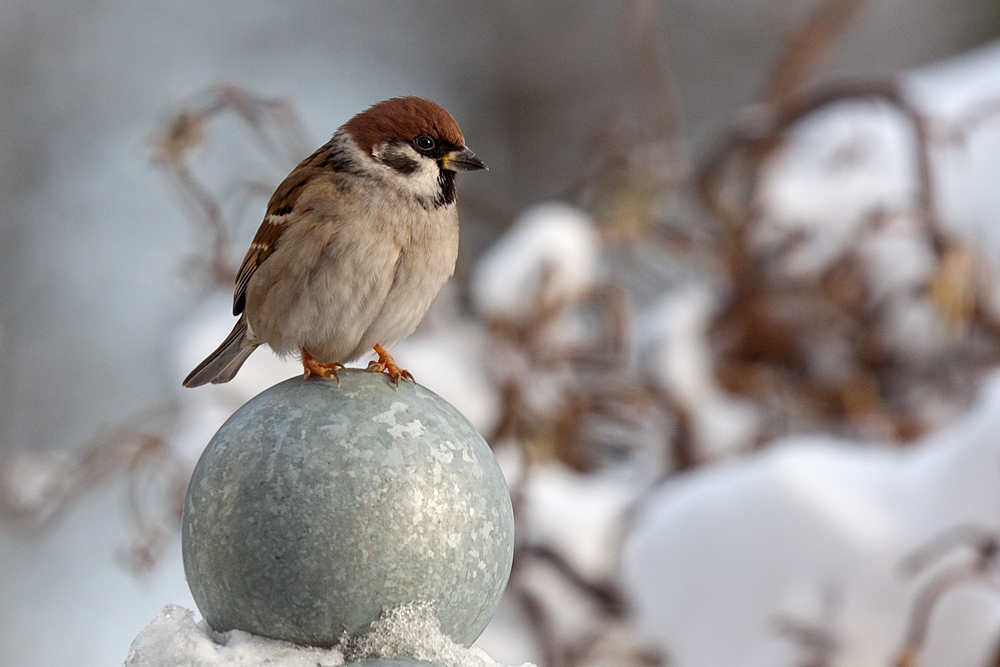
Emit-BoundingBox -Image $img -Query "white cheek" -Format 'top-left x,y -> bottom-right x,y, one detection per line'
408,159 -> 443,197
372,143 -> 441,199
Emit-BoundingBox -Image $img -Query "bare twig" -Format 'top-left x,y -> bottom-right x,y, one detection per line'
521,544 -> 627,617
900,524 -> 1000,575
516,584 -> 562,667
151,84 -> 312,286
941,97 -> 1000,147
620,0 -> 686,147
700,80 -> 939,246
766,0 -> 874,108
895,525 -> 1000,667
0,405 -> 179,535
772,583 -> 842,667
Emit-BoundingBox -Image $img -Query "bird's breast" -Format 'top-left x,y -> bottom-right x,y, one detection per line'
245,176 -> 459,361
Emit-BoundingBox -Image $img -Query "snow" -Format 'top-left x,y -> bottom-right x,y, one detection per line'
7,13 -> 1000,667
470,202 -> 601,322
339,603 -> 526,667
753,103 -> 918,280
474,594 -> 542,667
753,41 -> 1000,284
521,463 -> 644,583
637,286 -> 761,461
877,296 -> 951,366
0,449 -> 71,526
392,322 -> 502,437
623,371 -> 1000,667
615,40 -> 1000,667
906,40 -> 1000,255
124,605 -> 345,667
125,603 -> 535,667
750,39 -> 1000,294
855,212 -> 937,307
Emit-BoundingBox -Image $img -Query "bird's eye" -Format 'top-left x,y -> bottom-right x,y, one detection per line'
414,135 -> 435,152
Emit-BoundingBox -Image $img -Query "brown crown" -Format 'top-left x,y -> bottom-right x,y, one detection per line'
343,96 -> 466,156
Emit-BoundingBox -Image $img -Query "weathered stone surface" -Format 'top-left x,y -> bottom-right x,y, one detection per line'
182,370 -> 514,648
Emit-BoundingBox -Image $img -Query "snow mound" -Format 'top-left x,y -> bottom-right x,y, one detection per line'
471,202 -> 600,322
124,603 -> 535,667
340,603 -> 528,667
622,370 -> 1000,667
123,605 -> 344,667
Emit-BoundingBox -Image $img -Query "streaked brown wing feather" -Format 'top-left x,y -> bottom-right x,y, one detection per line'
233,220 -> 284,315
232,155 -> 327,316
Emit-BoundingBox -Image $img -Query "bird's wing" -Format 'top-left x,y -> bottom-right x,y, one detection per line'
233,157 -> 326,316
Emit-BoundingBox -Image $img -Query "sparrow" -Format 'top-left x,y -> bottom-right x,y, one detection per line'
183,96 -> 486,388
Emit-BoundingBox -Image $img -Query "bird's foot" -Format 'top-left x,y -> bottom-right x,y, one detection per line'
301,348 -> 343,384
367,344 -> 414,387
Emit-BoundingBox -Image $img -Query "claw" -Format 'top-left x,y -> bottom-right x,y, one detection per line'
368,344 -> 414,387
301,348 -> 343,385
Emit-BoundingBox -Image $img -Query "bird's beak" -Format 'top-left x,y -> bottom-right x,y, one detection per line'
441,146 -> 487,172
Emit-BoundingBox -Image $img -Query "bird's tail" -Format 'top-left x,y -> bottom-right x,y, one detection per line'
183,317 -> 259,387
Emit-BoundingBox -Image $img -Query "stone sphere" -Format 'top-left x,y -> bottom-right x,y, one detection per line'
181,370 -> 514,648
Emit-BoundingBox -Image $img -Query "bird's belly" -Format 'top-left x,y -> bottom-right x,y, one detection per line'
356,271 -> 446,350
245,225 -> 399,362
350,228 -> 459,358
246,204 -> 458,364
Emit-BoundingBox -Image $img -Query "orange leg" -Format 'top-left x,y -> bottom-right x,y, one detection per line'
301,347 -> 343,383
367,343 -> 414,386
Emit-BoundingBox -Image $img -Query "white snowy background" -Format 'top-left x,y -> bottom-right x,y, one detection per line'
2,1 -> 1000,667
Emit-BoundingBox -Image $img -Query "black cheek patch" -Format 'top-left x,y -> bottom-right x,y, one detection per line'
381,152 -> 420,175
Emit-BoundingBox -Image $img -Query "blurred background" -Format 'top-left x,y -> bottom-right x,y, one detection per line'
3,1 -> 1000,666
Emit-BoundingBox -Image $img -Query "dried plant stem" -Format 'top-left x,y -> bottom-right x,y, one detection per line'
895,526 -> 1000,667
0,407 -> 178,534
766,0 -> 873,108
163,164 -> 233,284
699,80 -> 940,249
152,84 -> 312,287
620,0 -> 686,147
945,97 -> 1000,145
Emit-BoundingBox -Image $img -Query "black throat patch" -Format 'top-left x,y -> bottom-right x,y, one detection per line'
433,169 -> 456,208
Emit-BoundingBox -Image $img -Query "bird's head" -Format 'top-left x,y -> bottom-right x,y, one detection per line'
342,96 -> 486,207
